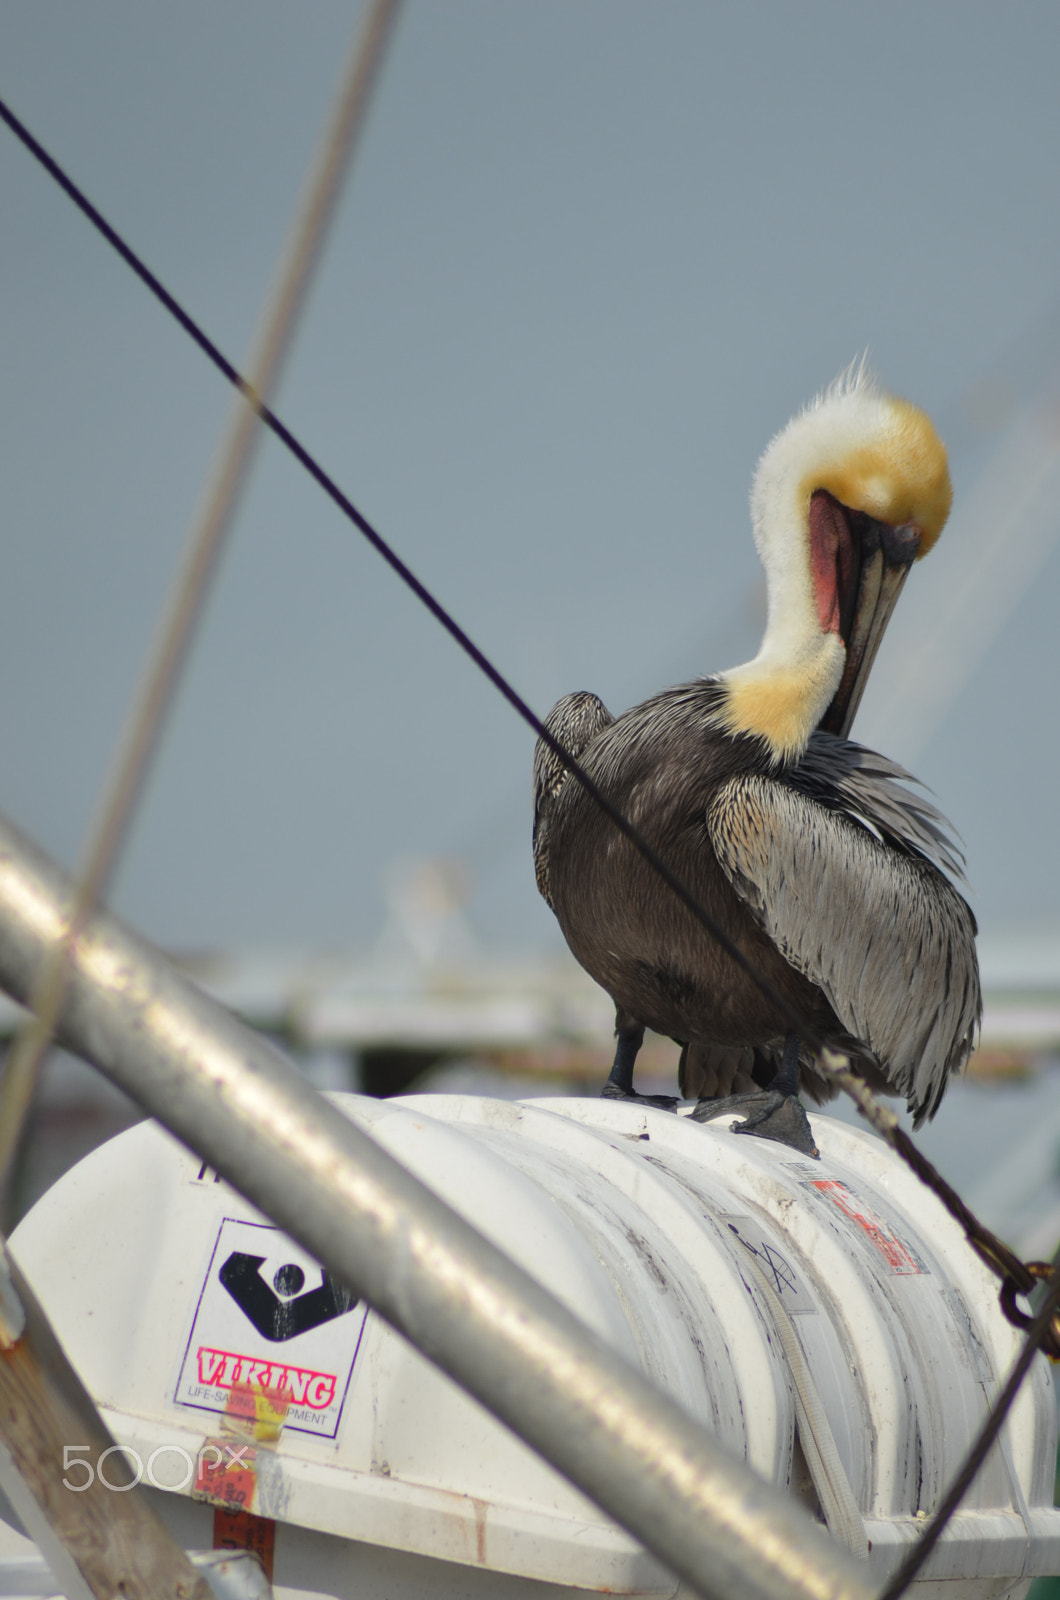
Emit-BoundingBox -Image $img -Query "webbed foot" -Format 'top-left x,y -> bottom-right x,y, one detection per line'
600,1014 -> 678,1110
689,1034 -> 819,1157
601,1081 -> 679,1111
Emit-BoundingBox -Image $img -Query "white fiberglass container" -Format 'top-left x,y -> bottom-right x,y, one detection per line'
4,1092 -> 1059,1600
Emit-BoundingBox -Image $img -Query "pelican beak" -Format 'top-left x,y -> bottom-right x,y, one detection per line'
819,512 -> 921,739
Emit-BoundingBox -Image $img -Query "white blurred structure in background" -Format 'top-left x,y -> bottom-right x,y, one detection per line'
12,852 -> 1060,1264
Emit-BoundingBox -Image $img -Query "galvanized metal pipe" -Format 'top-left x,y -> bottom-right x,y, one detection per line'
0,810 -> 872,1600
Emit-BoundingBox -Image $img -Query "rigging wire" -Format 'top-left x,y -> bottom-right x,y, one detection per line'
0,0 -> 404,1204
2,89 -> 1059,1600
0,89 -> 826,1055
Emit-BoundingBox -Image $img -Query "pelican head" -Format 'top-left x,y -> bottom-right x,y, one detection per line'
720,363 -> 951,764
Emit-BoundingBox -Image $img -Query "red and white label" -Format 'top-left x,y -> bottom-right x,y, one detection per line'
807,1179 -> 925,1275
195,1347 -> 338,1409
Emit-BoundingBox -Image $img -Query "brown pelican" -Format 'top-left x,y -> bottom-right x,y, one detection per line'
533,367 -> 980,1149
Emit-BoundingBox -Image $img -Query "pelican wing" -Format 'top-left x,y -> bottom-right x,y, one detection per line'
707,762 -> 980,1122
532,691 -> 614,908
791,732 -> 968,881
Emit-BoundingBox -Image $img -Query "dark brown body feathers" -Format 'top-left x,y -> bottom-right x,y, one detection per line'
533,679 -> 980,1123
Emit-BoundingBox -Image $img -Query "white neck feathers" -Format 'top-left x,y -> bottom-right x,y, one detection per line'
717,365 -> 950,764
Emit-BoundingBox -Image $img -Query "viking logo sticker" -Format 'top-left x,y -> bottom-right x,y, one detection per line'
175,1218 -> 368,1439
219,1253 -> 356,1341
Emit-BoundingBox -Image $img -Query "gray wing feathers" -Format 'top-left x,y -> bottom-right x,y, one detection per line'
708,774 -> 980,1122
793,734 -> 967,881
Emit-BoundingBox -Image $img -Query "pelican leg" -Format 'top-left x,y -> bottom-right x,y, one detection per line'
770,1031 -> 803,1097
601,1017 -> 678,1110
690,1033 -> 818,1157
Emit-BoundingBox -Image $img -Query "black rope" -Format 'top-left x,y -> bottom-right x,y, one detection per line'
879,1261 -> 1060,1599
0,92 -> 821,1051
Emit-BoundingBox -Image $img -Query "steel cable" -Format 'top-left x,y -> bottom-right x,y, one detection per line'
2,90 -> 1059,1600
0,90 -> 833,1058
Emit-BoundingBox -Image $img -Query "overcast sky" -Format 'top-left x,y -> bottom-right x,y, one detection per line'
1,2 -> 1059,956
